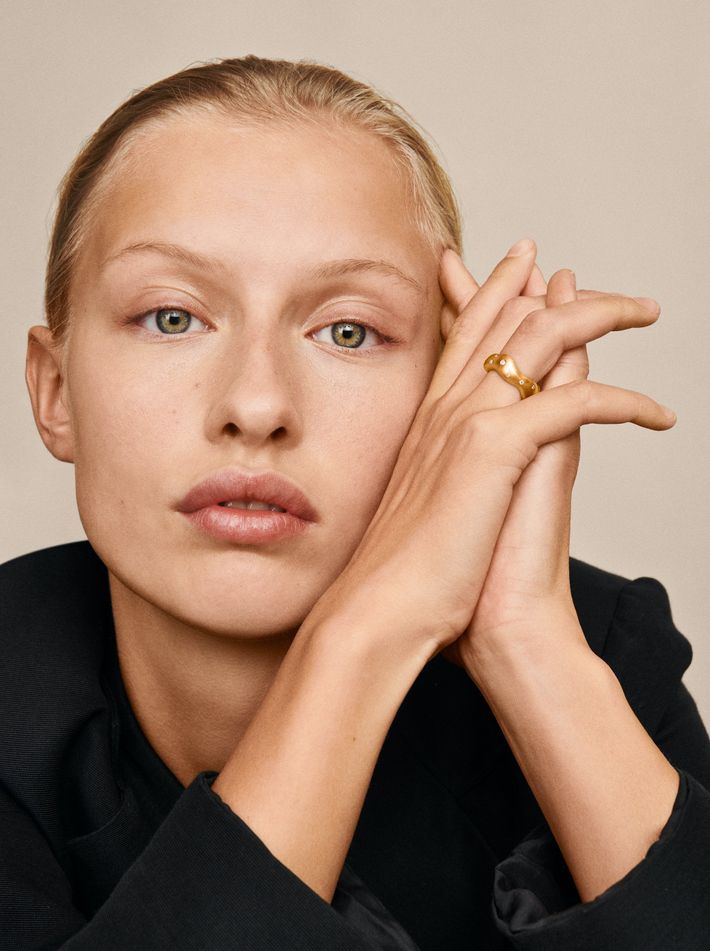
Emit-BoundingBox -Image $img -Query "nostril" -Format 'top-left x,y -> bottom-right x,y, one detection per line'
220,423 -> 288,439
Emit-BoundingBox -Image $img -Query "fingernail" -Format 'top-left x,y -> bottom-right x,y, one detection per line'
507,238 -> 534,257
634,296 -> 660,314
662,405 -> 677,423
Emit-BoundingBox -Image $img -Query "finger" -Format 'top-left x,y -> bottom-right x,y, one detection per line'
446,287 -> 654,361
438,249 -> 479,343
541,269 -> 589,389
476,380 -> 677,460
482,270 -> 582,596
545,268 -> 576,309
528,269 -> 583,557
521,263 -> 547,297
441,282 -> 649,345
438,249 -> 479,313
440,269 -> 578,344
430,239 -> 537,401
456,294 -> 661,409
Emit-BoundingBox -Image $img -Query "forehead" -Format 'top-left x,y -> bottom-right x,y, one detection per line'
77,112 -> 432,289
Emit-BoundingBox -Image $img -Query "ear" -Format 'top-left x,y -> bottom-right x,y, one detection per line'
25,325 -> 75,463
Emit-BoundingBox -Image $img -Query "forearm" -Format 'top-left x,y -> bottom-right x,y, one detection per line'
211,611 -> 434,904
469,620 -> 680,903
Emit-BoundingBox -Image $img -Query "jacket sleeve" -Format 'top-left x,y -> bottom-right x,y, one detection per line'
490,575 -> 710,951
0,771 -> 412,951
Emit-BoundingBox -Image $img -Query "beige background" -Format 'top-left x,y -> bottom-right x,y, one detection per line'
2,1 -> 708,722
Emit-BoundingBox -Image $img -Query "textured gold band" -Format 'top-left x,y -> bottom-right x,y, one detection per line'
483,353 -> 539,399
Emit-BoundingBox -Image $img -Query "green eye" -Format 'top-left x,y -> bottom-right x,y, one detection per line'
155,308 -> 193,334
330,322 -> 366,348
312,320 -> 386,350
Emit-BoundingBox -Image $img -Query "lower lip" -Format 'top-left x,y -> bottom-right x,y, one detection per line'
181,504 -> 313,544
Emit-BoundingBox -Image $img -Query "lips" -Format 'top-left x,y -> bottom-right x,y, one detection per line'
176,466 -> 319,522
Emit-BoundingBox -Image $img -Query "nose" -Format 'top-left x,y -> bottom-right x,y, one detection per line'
203,332 -> 301,448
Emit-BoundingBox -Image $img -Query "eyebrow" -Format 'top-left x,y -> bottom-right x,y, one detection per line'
100,241 -> 424,295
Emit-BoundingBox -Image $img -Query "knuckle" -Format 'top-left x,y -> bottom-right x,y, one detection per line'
555,351 -> 590,378
462,409 -> 494,442
499,297 -> 538,333
498,297 -> 527,320
447,311 -> 478,344
618,296 -> 640,318
435,388 -> 461,422
566,378 -> 594,408
432,389 -> 464,428
610,295 -> 651,321
452,409 -> 498,455
518,306 -> 556,339
567,377 -> 590,396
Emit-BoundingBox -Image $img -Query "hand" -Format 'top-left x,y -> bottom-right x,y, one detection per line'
429,251 -> 682,911
306,240 -> 675,662
436,244 -> 673,672
438,256 -> 590,671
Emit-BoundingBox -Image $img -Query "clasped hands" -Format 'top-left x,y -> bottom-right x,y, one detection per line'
311,238 -> 676,686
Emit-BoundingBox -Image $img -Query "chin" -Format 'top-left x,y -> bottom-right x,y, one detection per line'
110,557 -> 321,641
88,508 -> 345,639
176,588 -> 316,640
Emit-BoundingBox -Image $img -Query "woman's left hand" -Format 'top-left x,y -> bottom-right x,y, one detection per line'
436,250 -> 656,675
434,248 -> 681,909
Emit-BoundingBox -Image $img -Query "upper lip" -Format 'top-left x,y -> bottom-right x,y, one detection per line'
176,466 -> 319,522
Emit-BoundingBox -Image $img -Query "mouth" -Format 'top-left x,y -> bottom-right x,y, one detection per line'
181,494 -> 313,545
217,500 -> 287,513
176,466 -> 319,523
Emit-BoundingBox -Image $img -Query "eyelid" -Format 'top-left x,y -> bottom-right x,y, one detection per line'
127,304 -> 399,349
130,305 -> 211,336
310,316 -> 397,351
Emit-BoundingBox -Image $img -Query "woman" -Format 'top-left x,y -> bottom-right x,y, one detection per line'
3,55 -> 709,950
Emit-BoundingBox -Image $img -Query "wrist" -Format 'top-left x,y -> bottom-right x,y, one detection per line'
302,584 -> 442,675
296,599 -> 437,702
461,607 -> 594,694
463,624 -> 681,904
213,604 -> 432,902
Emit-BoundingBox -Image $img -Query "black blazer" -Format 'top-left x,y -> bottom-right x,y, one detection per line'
1,540 -> 709,950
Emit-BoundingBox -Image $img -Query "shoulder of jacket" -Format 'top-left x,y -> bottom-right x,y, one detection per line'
0,539 -> 111,663
398,556 -> 688,796
0,541 -> 115,830
568,554 -> 631,655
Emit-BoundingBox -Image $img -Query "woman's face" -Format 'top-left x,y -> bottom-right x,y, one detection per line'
59,112 -> 444,638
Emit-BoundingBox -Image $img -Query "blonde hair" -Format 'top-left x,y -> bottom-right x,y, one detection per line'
45,55 -> 463,348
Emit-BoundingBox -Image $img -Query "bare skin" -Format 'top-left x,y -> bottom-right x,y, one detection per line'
209,255 -> 678,904
26,112 -> 678,907
27,115 -> 447,784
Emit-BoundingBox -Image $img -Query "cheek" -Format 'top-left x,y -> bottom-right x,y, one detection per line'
67,348 -> 190,518
318,357 -> 435,540
60,330 -> 437,634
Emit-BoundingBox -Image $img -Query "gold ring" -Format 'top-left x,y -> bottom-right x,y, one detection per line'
483,353 -> 539,399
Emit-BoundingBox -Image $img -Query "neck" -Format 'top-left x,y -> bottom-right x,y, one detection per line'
108,572 -> 296,788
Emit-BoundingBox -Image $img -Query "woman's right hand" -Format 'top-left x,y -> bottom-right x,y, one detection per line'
305,240 -> 672,659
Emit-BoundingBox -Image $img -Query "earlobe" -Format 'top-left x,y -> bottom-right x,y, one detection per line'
25,325 -> 75,463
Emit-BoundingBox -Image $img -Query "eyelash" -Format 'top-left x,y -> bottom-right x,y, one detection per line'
130,306 -> 210,337
129,305 -> 398,352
